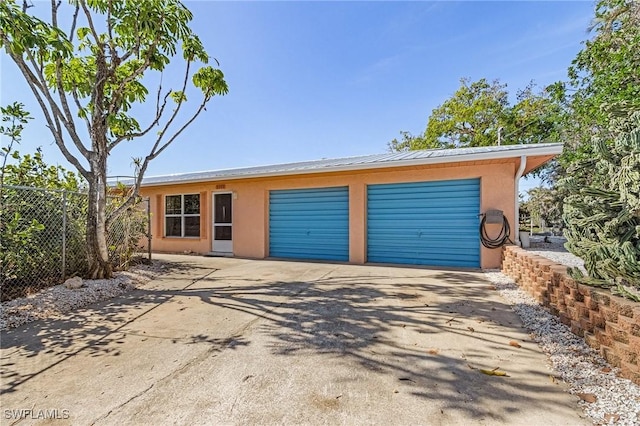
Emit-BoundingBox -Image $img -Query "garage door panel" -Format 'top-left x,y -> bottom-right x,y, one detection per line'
367,178 -> 480,268
269,231 -> 348,239
270,219 -> 348,227
368,203 -> 478,211
368,218 -> 478,227
369,190 -> 479,203
270,202 -> 348,212
368,221 -> 479,232
269,186 -> 349,261
368,236 -> 479,247
370,246 -> 479,258
368,253 -> 479,268
270,214 -> 348,222
368,239 -> 479,250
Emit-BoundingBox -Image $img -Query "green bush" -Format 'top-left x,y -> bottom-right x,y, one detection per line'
0,152 -> 86,300
561,112 -> 640,301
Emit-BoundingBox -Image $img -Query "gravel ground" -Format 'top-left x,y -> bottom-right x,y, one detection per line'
526,237 -> 586,272
0,261 -> 167,330
484,270 -> 640,425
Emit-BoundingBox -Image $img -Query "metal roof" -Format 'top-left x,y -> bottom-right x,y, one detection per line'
138,142 -> 563,187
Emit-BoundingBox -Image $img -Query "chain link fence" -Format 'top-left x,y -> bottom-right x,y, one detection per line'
0,185 -> 150,302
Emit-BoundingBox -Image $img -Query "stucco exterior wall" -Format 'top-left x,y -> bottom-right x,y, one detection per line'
140,159 -> 518,269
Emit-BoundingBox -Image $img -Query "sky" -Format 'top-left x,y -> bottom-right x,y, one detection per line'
1,0 -> 596,194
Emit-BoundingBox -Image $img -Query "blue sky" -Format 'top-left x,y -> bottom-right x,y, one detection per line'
1,1 -> 595,193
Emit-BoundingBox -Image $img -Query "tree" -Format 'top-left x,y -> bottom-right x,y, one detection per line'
425,78 -> 509,149
389,78 -> 564,151
1,104 -> 85,299
387,131 -> 434,152
507,82 -> 564,146
549,0 -> 640,171
520,186 -> 563,231
561,112 -> 640,301
546,0 -> 640,214
0,0 -> 228,278
568,0 -> 640,137
0,102 -> 31,185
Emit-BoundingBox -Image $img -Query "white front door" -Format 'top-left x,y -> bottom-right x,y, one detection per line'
212,192 -> 233,253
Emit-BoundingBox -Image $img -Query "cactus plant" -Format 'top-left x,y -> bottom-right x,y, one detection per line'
561,112 -> 640,301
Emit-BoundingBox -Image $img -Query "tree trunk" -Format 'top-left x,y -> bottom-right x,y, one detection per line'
86,169 -> 112,279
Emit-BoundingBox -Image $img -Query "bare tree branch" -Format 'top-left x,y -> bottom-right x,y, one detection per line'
156,72 -> 163,116
21,0 -> 33,13
50,0 -> 57,27
108,93 -> 208,223
71,88 -> 92,136
148,61 -> 191,154
3,47 -> 90,179
109,90 -> 171,151
23,47 -> 48,89
10,15 -> 90,162
150,97 -> 207,160
79,0 -> 100,45
68,2 -> 80,42
105,0 -> 120,81
22,47 -> 90,159
107,0 -> 113,41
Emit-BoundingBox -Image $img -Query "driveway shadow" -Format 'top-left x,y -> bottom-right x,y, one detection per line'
0,260 -> 246,396
182,272 -> 571,421
1,259 -> 582,424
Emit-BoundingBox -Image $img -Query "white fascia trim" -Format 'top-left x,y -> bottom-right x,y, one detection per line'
140,144 -> 563,187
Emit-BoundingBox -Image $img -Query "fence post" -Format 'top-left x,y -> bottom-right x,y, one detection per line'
62,190 -> 67,281
146,197 -> 152,261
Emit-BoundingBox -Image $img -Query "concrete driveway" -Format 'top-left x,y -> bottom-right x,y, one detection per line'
1,255 -> 587,425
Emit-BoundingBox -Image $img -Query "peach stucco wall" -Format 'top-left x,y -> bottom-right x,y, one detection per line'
141,159 -> 520,269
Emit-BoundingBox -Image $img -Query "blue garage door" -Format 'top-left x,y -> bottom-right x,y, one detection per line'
367,179 -> 480,268
269,187 -> 349,261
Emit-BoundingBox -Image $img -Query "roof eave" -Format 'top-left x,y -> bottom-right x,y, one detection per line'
140,143 -> 563,187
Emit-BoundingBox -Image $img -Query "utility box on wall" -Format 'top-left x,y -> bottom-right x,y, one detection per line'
485,209 -> 504,224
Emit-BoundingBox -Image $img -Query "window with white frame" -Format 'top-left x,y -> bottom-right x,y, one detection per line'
165,194 -> 200,237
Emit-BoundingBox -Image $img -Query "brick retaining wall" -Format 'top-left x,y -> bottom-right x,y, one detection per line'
501,245 -> 640,385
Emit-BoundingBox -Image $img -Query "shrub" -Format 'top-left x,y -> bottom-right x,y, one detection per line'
561,112 -> 640,301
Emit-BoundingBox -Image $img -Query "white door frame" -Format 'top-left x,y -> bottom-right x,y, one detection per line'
212,191 -> 233,253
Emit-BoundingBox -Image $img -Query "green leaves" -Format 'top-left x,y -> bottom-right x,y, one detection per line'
2,149 -> 81,191
76,27 -> 90,41
566,0 -> 640,143
192,67 -> 228,98
0,2 -> 72,60
170,91 -> 187,103
1,102 -> 32,185
0,102 -> 31,140
182,34 -> 208,63
106,0 -> 198,63
44,57 -> 95,96
520,187 -> 563,229
424,77 -> 509,148
391,78 -> 563,151
107,113 -> 141,140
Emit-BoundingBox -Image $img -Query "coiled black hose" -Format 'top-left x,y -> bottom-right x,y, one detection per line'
479,214 -> 512,249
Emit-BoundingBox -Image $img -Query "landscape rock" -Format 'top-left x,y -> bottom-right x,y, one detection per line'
64,276 -> 83,289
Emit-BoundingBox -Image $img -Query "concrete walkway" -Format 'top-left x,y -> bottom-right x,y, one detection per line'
1,255 -> 587,425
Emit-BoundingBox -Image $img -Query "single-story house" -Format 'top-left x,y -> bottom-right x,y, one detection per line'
138,143 -> 562,269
